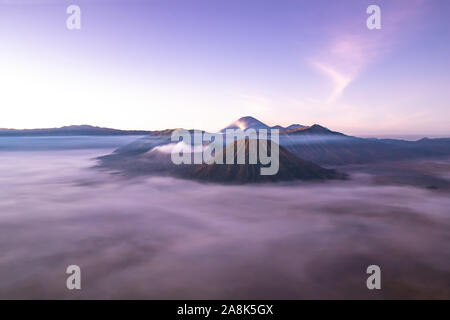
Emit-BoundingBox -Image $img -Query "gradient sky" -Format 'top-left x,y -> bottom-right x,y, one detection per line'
1,0 -> 449,136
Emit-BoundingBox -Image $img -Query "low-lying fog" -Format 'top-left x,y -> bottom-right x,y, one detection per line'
0,138 -> 449,299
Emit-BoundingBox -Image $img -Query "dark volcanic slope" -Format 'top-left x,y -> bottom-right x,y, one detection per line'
180,139 -> 344,183
98,138 -> 344,184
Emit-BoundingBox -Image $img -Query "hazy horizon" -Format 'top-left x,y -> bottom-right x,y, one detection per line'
1,118 -> 449,140
1,141 -> 449,299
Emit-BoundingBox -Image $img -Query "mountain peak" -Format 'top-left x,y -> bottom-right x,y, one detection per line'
221,116 -> 270,132
310,124 -> 330,131
286,124 -> 306,130
238,116 -> 260,122
287,124 -> 344,136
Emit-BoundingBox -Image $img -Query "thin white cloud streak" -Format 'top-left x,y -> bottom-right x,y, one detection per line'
313,62 -> 352,103
311,34 -> 386,103
311,0 -> 426,103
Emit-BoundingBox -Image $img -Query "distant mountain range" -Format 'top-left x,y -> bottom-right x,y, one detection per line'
221,116 -> 307,132
96,116 -> 450,184
4,116 -> 449,184
0,125 -> 151,136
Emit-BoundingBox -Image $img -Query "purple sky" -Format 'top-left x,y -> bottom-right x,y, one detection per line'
0,0 -> 449,136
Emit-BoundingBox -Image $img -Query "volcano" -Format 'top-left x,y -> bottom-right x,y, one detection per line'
179,139 -> 344,183
221,116 -> 271,132
99,137 -> 345,184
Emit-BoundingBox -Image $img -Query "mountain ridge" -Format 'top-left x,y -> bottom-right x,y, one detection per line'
0,125 -> 151,136
221,116 -> 309,133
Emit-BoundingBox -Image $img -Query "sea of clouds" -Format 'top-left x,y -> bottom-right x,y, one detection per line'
0,138 -> 449,299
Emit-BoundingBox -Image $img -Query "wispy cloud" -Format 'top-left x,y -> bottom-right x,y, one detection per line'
311,34 -> 384,103
311,0 -> 426,103
313,62 -> 352,103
